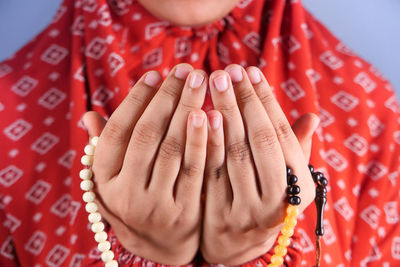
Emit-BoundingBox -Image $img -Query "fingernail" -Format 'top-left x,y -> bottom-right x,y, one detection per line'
248,68 -> 261,84
226,65 -> 243,83
144,71 -> 161,87
192,113 -> 205,128
213,74 -> 229,92
311,116 -> 320,133
175,65 -> 191,80
189,72 -> 204,88
211,114 -> 221,129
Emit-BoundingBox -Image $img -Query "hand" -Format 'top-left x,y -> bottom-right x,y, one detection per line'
201,65 -> 319,265
83,64 -> 208,265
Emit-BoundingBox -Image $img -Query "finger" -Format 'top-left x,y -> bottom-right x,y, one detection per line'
204,110 -> 232,213
82,111 -> 107,138
208,70 -> 259,202
93,71 -> 162,183
175,110 -> 207,206
122,64 -> 193,189
150,70 -> 207,193
248,67 -> 315,207
292,113 -> 320,162
226,64 -> 286,198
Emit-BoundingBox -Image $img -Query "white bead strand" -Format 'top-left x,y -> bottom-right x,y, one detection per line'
80,137 -> 118,266
79,169 -> 93,180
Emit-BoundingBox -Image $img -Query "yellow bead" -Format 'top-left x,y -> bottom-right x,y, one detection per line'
267,264 -> 278,267
281,225 -> 294,237
286,205 -> 299,217
271,255 -> 284,266
284,216 -> 297,228
274,245 -> 287,257
278,235 -> 291,247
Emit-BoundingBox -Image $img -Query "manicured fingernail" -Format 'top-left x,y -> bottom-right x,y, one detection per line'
189,72 -> 204,88
211,114 -> 221,129
144,71 -> 161,87
192,113 -> 205,128
248,68 -> 261,84
213,74 -> 229,92
175,65 -> 191,80
226,65 -> 243,82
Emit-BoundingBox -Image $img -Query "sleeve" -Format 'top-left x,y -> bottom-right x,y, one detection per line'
349,83 -> 400,264
0,197 -> 19,267
85,226 -> 200,267
199,234 -> 304,266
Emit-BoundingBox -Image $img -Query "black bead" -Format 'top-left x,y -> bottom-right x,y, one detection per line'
287,174 -> 298,185
287,185 -> 300,195
320,177 -> 328,186
286,167 -> 292,175
308,164 -> 314,172
288,196 -> 301,205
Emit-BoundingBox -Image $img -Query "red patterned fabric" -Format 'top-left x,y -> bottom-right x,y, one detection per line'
1,0 -> 399,266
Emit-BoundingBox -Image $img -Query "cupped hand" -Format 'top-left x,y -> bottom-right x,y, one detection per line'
83,64 -> 209,265
201,65 -> 319,265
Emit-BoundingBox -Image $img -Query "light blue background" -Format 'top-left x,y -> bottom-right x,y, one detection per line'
0,0 -> 399,94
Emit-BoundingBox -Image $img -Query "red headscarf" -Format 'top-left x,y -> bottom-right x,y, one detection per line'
1,0 -> 399,266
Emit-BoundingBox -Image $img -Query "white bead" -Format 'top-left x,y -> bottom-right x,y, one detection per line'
105,260 -> 118,267
101,250 -> 114,262
80,180 -> 94,191
79,169 -> 93,180
88,212 -> 102,223
85,202 -> 98,213
83,192 -> 96,203
81,155 -> 93,166
95,231 -> 108,242
84,144 -> 95,156
91,222 -> 105,233
98,241 -> 111,252
90,136 -> 99,147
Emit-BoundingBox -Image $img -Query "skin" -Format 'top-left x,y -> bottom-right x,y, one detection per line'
83,64 -> 320,265
137,0 -> 242,27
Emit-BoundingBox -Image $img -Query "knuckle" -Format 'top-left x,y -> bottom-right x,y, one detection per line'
237,88 -> 257,104
215,103 -> 237,117
206,166 -> 226,180
159,136 -> 183,159
227,139 -> 251,162
102,120 -> 125,144
208,138 -> 223,151
275,121 -> 293,141
252,128 -> 278,151
132,121 -> 161,148
160,83 -> 182,100
181,163 -> 202,178
179,101 -> 197,112
125,91 -> 145,107
258,91 -> 275,107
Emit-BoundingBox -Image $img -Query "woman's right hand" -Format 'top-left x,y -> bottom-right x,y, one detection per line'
83,64 -> 208,265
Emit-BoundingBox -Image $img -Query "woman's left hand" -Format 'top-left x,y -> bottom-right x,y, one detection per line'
201,65 -> 319,265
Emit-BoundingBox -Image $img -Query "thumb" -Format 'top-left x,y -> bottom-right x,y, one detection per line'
292,113 -> 320,162
82,111 -> 107,139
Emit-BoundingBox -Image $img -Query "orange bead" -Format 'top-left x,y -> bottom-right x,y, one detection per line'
284,216 -> 297,228
278,235 -> 291,247
281,225 -> 294,237
271,255 -> 284,266
286,205 -> 299,217
274,245 -> 287,257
